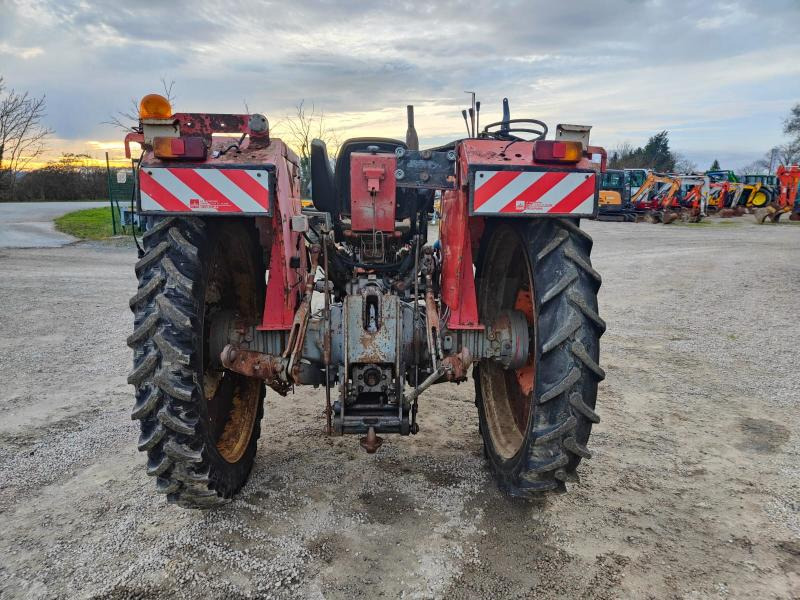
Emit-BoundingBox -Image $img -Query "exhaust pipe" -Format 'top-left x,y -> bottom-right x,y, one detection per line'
501,98 -> 510,136
406,105 -> 419,151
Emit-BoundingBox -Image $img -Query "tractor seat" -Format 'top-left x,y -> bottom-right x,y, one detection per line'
334,138 -> 406,216
310,138 -> 336,214
311,137 -> 406,217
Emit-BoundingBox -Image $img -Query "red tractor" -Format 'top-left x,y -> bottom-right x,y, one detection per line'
124,94 -> 607,508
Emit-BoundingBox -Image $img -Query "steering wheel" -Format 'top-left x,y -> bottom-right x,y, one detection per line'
482,118 -> 548,141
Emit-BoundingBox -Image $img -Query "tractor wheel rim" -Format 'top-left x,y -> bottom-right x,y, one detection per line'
752,192 -> 768,207
479,227 -> 535,460
203,245 -> 261,464
205,370 -> 260,463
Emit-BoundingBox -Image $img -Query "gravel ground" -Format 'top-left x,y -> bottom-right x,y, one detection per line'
0,218 -> 798,599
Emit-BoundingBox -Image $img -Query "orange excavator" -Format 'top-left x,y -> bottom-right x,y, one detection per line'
669,175 -> 708,223
631,172 -> 681,223
754,164 -> 800,223
632,173 -> 706,223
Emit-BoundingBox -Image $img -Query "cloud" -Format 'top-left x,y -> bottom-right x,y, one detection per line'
0,43 -> 44,59
0,0 -> 798,169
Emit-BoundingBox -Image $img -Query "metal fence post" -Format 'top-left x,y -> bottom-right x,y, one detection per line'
106,152 -> 117,235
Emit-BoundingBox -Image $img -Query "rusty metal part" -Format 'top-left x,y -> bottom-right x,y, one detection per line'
489,310 -> 530,370
350,153 -> 397,233
285,244 -> 321,379
411,236 -> 422,434
514,289 -> 534,325
441,347 -> 472,382
512,288 -> 535,396
422,246 -> 441,371
343,291 -> 405,367
405,366 -> 446,405
175,112 -> 270,147
360,427 -> 383,453
220,345 -> 284,381
323,232 -> 333,435
425,285 -> 440,367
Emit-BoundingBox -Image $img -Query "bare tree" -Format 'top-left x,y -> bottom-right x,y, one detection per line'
738,143 -> 800,176
104,77 -> 176,132
673,152 -> 698,173
784,103 -> 800,143
276,100 -> 340,197
0,76 -> 53,200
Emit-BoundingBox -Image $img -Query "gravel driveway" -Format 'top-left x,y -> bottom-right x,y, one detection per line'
0,202 -> 107,248
0,218 -> 798,599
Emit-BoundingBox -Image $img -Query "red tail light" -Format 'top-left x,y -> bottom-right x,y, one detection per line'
153,136 -> 207,161
533,140 -> 583,163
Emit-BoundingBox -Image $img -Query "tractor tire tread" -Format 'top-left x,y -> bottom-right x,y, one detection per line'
129,273 -> 165,309
477,218 -> 603,498
571,340 -> 606,380
540,270 -> 578,306
131,385 -> 161,421
127,312 -> 160,347
569,390 -> 601,423
128,217 -> 264,509
538,366 -> 581,404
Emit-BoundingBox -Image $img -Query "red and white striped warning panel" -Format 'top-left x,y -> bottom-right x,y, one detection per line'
472,170 -> 597,216
139,167 -> 271,213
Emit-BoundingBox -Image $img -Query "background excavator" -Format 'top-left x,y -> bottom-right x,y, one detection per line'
631,173 -> 707,224
630,172 -> 681,223
598,169 -> 635,221
754,164 -> 800,223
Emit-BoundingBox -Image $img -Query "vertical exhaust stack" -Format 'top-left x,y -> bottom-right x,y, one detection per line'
468,108 -> 475,138
501,97 -> 511,136
406,105 -> 419,151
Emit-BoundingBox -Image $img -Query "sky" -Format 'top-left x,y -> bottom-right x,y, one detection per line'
1,0 -> 799,170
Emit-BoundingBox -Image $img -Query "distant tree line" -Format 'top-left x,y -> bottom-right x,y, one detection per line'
3,153 -> 110,202
0,74 -> 112,202
608,131 -> 697,173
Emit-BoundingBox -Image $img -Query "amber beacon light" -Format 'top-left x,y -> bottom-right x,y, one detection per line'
138,93 -> 173,120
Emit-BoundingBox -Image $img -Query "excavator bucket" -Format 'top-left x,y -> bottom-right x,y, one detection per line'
754,205 -> 781,224
661,211 -> 680,224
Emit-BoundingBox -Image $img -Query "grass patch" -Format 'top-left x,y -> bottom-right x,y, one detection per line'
55,206 -> 120,239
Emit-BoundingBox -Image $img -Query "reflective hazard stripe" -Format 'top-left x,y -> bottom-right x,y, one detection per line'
473,170 -> 597,215
140,167 -> 270,213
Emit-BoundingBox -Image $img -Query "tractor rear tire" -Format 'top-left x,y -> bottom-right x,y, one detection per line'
127,217 -> 266,508
474,219 -> 605,496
